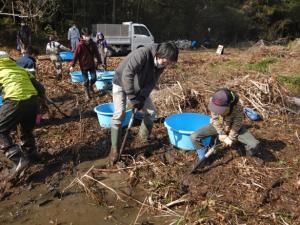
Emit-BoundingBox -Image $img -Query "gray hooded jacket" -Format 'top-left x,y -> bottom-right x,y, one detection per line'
113,44 -> 164,100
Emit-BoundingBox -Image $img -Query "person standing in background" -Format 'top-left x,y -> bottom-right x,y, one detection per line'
96,32 -> 108,70
68,23 -> 80,52
16,21 -> 32,54
70,27 -> 101,101
46,34 -> 71,80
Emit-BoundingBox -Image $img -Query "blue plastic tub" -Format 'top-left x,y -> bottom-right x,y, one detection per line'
0,96 -> 3,108
164,113 -> 212,150
70,71 -> 84,83
96,70 -> 115,79
70,71 -> 95,83
94,103 -> 132,128
95,78 -> 112,90
59,51 -> 74,61
70,71 -> 114,84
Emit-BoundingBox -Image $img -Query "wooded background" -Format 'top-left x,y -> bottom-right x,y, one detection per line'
1,0 -> 300,45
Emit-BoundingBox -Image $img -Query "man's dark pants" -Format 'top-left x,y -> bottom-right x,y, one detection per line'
0,96 -> 38,158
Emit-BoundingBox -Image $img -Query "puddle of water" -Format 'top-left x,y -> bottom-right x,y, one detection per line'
0,168 -> 174,225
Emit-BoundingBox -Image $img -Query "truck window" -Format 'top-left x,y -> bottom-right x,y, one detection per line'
134,26 -> 150,36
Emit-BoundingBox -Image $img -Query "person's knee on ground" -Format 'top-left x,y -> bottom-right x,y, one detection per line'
190,132 -> 203,150
244,139 -> 260,156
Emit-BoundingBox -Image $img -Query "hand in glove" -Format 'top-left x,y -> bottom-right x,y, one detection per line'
218,135 -> 227,142
223,137 -> 233,146
129,95 -> 145,110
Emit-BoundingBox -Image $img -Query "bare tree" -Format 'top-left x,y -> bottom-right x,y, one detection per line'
1,0 -> 59,29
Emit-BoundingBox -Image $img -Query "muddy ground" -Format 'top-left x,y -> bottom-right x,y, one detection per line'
0,46 -> 299,225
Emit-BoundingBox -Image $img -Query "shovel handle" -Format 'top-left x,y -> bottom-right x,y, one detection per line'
45,96 -> 71,118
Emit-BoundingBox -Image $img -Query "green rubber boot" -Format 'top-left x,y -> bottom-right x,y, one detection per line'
138,120 -> 153,140
138,120 -> 153,157
108,125 -> 122,165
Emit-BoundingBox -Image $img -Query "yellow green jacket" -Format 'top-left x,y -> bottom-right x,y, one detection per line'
0,57 -> 37,101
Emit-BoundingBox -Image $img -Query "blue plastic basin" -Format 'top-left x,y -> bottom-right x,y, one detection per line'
96,70 -> 115,79
0,96 -> 3,108
95,79 -> 112,90
164,113 -> 211,150
70,71 -> 84,83
70,71 -> 114,85
59,51 -> 74,61
94,103 -> 132,128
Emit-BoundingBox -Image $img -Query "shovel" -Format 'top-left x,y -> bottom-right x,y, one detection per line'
190,144 -> 222,174
117,108 -> 137,162
44,96 -> 71,118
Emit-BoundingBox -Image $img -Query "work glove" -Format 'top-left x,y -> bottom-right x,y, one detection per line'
223,137 -> 233,146
129,95 -> 145,110
218,134 -> 227,142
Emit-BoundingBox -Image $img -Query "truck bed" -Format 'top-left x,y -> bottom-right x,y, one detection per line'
92,24 -> 131,45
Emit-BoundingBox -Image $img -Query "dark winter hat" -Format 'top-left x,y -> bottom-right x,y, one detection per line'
81,27 -> 91,36
208,89 -> 232,115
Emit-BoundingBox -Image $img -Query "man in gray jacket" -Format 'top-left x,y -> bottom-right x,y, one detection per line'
68,23 -> 80,52
109,42 -> 179,164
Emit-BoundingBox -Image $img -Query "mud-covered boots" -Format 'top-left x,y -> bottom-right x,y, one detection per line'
84,86 -> 91,101
89,83 -> 96,94
5,145 -> 29,177
138,120 -> 153,157
108,126 -> 122,165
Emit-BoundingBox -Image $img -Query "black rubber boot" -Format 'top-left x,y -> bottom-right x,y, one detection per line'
55,73 -> 62,81
6,145 -> 29,177
84,86 -> 91,101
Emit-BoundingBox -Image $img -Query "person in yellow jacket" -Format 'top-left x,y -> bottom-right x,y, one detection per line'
0,51 -> 43,177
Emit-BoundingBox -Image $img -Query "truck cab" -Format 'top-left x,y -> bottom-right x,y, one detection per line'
126,22 -> 154,51
92,22 -> 154,55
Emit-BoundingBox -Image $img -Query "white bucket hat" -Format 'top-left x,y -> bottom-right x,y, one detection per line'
0,51 -> 9,59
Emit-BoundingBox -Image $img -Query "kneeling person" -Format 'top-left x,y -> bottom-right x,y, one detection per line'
190,88 -> 260,156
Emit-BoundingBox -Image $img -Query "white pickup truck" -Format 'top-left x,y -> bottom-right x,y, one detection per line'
92,22 -> 154,56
